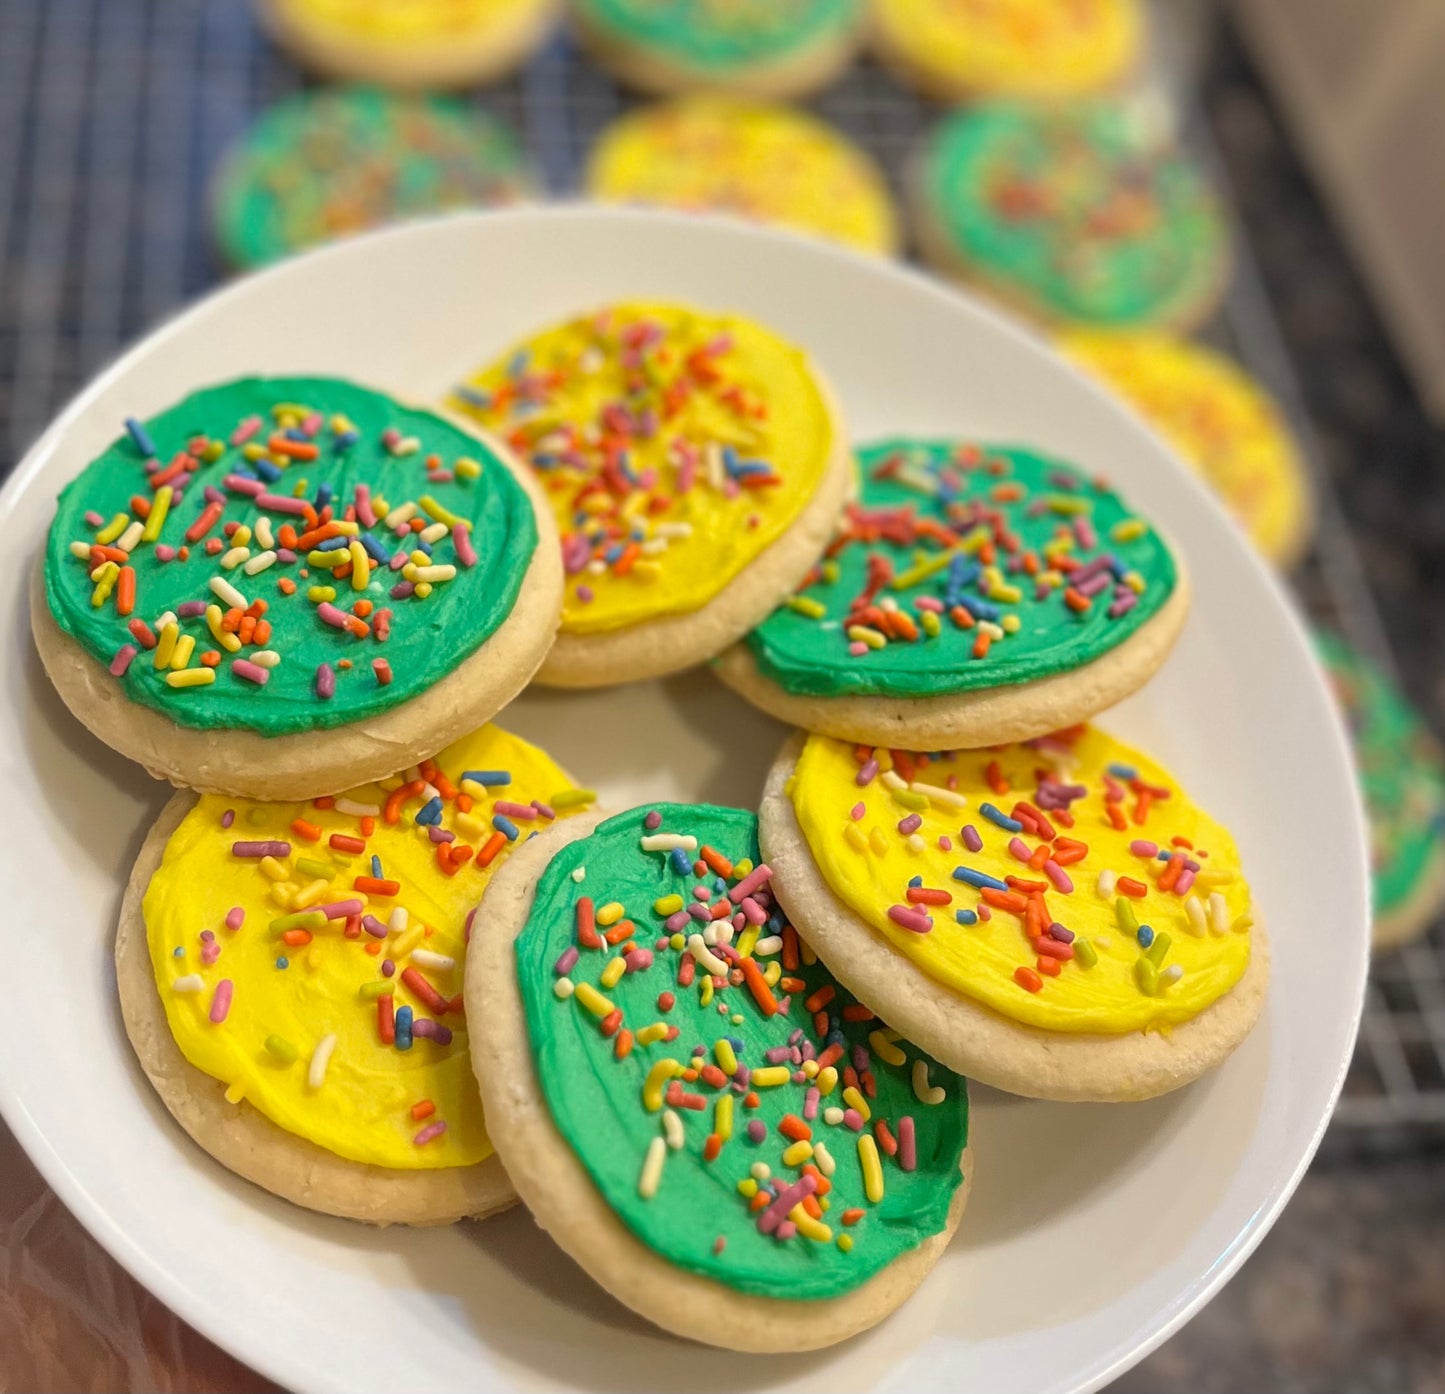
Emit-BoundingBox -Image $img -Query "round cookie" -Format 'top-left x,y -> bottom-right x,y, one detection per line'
1316,629 -> 1445,950
912,100 -> 1230,332
34,376 -> 561,800
212,87 -> 535,271
259,0 -> 560,89
117,722 -> 596,1225
715,438 -> 1188,749
451,302 -> 852,686
585,96 -> 899,257
570,0 -> 865,99
761,726 -> 1270,1102
468,802 -> 972,1350
1062,332 -> 1313,569
872,0 -> 1145,102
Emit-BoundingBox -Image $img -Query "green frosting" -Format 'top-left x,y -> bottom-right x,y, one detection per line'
922,101 -> 1227,327
744,438 -> 1177,700
516,804 -> 969,1299
1315,629 -> 1445,916
213,88 -> 532,270
575,0 -> 860,70
43,376 -> 537,735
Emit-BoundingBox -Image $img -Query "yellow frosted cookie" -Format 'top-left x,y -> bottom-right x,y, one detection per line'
1062,332 -> 1313,568
259,0 -> 560,88
761,725 -> 1270,1102
587,97 -> 899,256
116,722 -> 597,1224
872,0 -> 1144,101
451,302 -> 852,686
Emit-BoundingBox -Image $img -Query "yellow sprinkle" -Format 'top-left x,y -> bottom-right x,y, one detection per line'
205,603 -> 242,653
988,583 -> 1022,603
714,1039 -> 738,1075
837,1233 -> 853,1253
737,1177 -> 759,1199
141,486 -> 172,542
735,859 -> 753,876
788,1204 -> 832,1243
638,1136 -> 666,1199
391,925 -> 424,960
892,549 -> 957,590
844,823 -> 868,854
89,561 -> 118,607
456,812 -> 486,841
642,1058 -> 680,1111
293,878 -> 330,908
169,632 -> 195,670
258,855 -> 290,882
349,539 -> 369,591
858,1134 -> 885,1204
635,1023 -> 669,1046
573,982 -> 613,1017
455,457 -> 481,479
912,1058 -> 947,1105
269,884 -> 295,909
715,1093 -> 734,1142
763,960 -> 781,987
699,975 -> 714,1007
735,926 -> 760,959
307,585 -> 337,603
920,609 -> 941,637
417,493 -> 461,527
653,894 -> 684,916
786,595 -> 826,619
868,1029 -> 906,1067
847,624 -> 887,650
596,901 -> 625,927
599,957 -> 626,990
1112,518 -> 1147,543
868,827 -> 888,857
749,1066 -> 790,1088
152,621 -> 178,669
801,1059 -> 819,1079
1001,613 -> 1022,634
891,788 -> 929,811
164,667 -> 214,688
842,1085 -> 871,1121
551,788 -> 597,810
223,1079 -> 246,1105
781,1140 -> 814,1167
306,548 -> 348,569
95,512 -> 128,545
357,980 -> 392,1000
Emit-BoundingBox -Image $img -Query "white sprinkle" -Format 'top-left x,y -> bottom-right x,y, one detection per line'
117,519 -> 145,552
1097,869 -> 1117,899
880,770 -> 908,792
153,609 -> 177,633
254,516 -> 275,550
242,549 -> 277,575
171,974 -> 205,993
249,649 -> 281,668
333,797 -> 381,816
308,1033 -> 337,1089
912,1058 -> 947,1105
662,1110 -> 684,1150
750,1161 -> 771,1181
1160,964 -> 1184,985
687,933 -> 728,976
1184,895 -> 1207,936
907,833 -> 926,853
655,521 -> 693,539
638,1136 -> 666,1199
553,977 -> 575,1000
640,833 -> 697,852
411,948 -> 456,972
586,558 -> 606,575
209,575 -> 247,609
918,783 -> 968,809
570,866 -> 587,883
752,935 -> 783,957
1209,892 -> 1229,935
68,540 -> 91,559
389,906 -> 409,934
823,1106 -> 845,1126
813,1142 -> 836,1177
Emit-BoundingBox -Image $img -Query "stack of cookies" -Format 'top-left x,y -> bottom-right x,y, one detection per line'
32,291 -> 1274,1349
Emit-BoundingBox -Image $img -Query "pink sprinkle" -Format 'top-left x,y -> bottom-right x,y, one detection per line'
776,1220 -> 798,1240
938,835 -> 953,851
453,523 -> 478,568
154,544 -> 176,561
850,801 -> 866,820
644,810 -> 663,830
362,915 -> 389,939
220,809 -> 235,829
316,601 -> 354,630
576,584 -> 594,603
1176,868 -> 1197,895
712,1236 -> 726,1256
803,1086 -> 820,1120
1130,840 -> 1158,857
315,663 -> 336,699
232,659 -> 269,685
109,644 -> 138,677
554,947 -> 579,976
978,904 -> 992,921
1074,517 -> 1098,551
898,1116 -> 917,1173
843,1108 -> 865,1132
176,600 -> 207,619
728,864 -> 773,904
757,1172 -> 818,1235
1108,592 -> 1138,619
1007,836 -> 1032,862
849,641 -> 868,656
300,411 -> 323,437
1043,859 -> 1074,893
315,899 -> 364,920
229,416 -> 262,446
624,949 -> 654,973
355,485 -> 376,528
232,840 -> 289,858
493,800 -> 538,821
224,907 -> 244,931
256,491 -> 310,515
532,801 -> 556,821
84,509 -> 105,527
413,1120 -> 448,1147
664,909 -> 692,933
887,904 -> 933,934
201,941 -> 221,966
208,979 -> 233,1024
914,595 -> 944,612
739,896 -> 768,926
223,473 -> 265,496
962,824 -> 983,853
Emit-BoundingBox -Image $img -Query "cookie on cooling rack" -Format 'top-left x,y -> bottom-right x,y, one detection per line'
450,301 -> 852,687
714,438 -> 1188,750
117,723 -> 596,1225
467,801 -> 972,1349
259,0 -> 560,89
761,724 -> 1270,1103
570,0 -> 866,99
33,375 -> 561,799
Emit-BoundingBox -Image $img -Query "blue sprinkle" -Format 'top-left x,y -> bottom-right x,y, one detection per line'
395,1004 -> 414,1050
413,537 -> 433,557
463,770 -> 511,787
315,535 -> 350,551
507,350 -> 530,376
967,597 -> 1001,621
1137,925 -> 1155,948
1157,849 -> 1172,861
453,383 -> 490,408
359,533 -> 390,563
333,430 -> 359,451
125,416 -> 156,457
315,482 -> 334,510
172,946 -> 184,957
415,796 -> 443,826
979,802 -> 1024,833
493,814 -> 520,841
252,458 -> 283,483
953,865 -> 1009,891
713,876 -> 727,894
1107,763 -> 1138,780
955,909 -> 978,926
908,874 -> 923,888
275,956 -> 289,969
670,847 -> 693,876
370,854 -> 383,878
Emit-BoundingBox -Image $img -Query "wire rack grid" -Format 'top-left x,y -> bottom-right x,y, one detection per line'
0,0 -> 1440,1139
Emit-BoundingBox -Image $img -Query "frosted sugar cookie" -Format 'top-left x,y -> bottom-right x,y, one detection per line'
259,0 -> 559,89
761,726 -> 1269,1102
873,0 -> 1144,102
1317,630 -> 1445,950
715,438 -> 1188,749
468,802 -> 971,1349
570,0 -> 865,99
451,303 -> 851,686
213,88 -> 534,270
116,723 -> 596,1224
33,376 -> 560,799
1062,332 -> 1313,568
913,100 -> 1230,332
586,96 -> 899,256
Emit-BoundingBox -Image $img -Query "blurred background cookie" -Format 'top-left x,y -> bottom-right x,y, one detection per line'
586,95 -> 898,256
212,87 -> 535,270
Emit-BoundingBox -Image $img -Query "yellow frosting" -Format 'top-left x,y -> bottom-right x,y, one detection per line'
1061,331 -> 1311,566
875,0 -> 1142,97
454,302 -> 838,636
144,724 -> 589,1170
279,0 -> 548,42
788,726 -> 1254,1034
586,97 -> 899,256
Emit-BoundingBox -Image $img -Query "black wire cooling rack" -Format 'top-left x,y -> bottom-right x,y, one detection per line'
0,0 -> 1440,1138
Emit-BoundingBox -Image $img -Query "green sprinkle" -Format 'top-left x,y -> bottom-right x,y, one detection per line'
1146,932 -> 1172,966
1134,958 -> 1159,996
296,857 -> 333,880
1074,938 -> 1098,969
269,910 -> 326,933
264,1035 -> 298,1063
1115,897 -> 1138,934
891,788 -> 930,811
358,980 -> 393,1000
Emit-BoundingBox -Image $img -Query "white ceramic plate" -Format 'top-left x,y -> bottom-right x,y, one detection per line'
0,207 -> 1367,1394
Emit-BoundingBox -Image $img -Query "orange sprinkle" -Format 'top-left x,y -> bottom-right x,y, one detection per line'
779,1115 -> 812,1143
115,565 -> 136,616
781,925 -> 800,970
1014,965 -> 1043,992
699,845 -> 734,878
840,1003 -> 874,1022
972,631 -> 992,660
599,1008 -> 623,1038
354,875 -> 400,896
277,577 -> 297,595
199,650 -> 221,667
410,1100 -> 435,1121
289,819 -> 322,843
739,958 -> 777,1017
1064,587 -> 1091,613
874,1119 -> 898,1156
613,1029 -> 634,1060
281,929 -> 312,947
1116,876 -> 1148,898
841,1208 -> 865,1226
985,759 -> 1008,795
1036,955 -> 1062,977
476,831 -> 507,867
